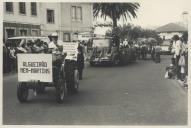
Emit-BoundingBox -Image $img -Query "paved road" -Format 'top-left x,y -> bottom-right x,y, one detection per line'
3,55 -> 187,125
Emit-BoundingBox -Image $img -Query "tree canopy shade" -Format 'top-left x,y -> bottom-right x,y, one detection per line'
105,24 -> 163,44
93,3 -> 140,28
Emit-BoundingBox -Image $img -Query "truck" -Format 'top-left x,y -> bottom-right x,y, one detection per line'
89,37 -> 137,66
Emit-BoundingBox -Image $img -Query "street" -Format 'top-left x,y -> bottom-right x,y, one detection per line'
3,55 -> 187,125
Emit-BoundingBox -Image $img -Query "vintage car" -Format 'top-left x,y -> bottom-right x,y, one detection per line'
89,37 -> 137,66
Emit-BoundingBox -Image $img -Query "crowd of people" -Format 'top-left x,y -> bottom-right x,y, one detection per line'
3,33 -> 86,80
3,33 -> 188,86
3,38 -> 49,73
165,35 -> 188,86
121,39 -> 162,63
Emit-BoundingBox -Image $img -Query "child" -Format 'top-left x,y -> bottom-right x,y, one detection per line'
165,64 -> 176,79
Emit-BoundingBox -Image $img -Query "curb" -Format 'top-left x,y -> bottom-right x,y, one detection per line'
175,79 -> 188,91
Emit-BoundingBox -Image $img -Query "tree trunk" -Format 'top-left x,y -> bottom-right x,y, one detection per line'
112,18 -> 117,29
112,18 -> 119,52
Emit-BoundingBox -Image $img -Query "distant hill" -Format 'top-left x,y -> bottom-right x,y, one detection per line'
155,23 -> 187,33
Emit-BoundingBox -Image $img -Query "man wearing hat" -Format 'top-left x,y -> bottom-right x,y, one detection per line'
48,32 -> 65,82
172,35 -> 182,79
48,32 -> 63,53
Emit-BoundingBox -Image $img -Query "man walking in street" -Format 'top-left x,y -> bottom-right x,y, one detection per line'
77,45 -> 84,80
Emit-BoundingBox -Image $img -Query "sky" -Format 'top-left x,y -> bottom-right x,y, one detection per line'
95,0 -> 190,30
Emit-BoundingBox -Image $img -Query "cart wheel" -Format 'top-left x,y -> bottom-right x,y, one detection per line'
73,69 -> 79,93
37,83 -> 45,94
89,62 -> 95,66
17,82 -> 29,103
67,69 -> 79,94
56,79 -> 66,103
113,58 -> 120,65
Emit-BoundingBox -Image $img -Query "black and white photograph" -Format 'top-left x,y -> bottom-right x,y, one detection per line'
1,0 -> 191,127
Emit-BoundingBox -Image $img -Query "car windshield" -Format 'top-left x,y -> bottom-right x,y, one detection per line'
92,39 -> 111,48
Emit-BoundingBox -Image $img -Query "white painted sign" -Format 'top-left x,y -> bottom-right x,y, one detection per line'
62,43 -> 78,52
17,54 -> 53,82
62,43 -> 78,60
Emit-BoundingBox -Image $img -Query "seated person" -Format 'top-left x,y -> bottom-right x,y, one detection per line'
16,39 -> 28,53
25,40 -> 34,53
166,64 -> 176,79
42,42 -> 49,53
33,39 -> 44,53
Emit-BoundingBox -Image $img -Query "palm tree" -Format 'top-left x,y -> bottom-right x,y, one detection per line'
93,3 -> 140,29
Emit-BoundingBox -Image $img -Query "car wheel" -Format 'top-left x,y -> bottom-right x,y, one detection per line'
73,69 -> 79,93
17,82 -> 29,103
90,61 -> 95,66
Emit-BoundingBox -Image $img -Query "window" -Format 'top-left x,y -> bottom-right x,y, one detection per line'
19,2 -> 26,14
76,7 -> 82,21
31,2 -> 37,16
71,6 -> 76,21
6,29 -> 15,38
73,33 -> 78,41
31,30 -> 38,36
71,6 -> 82,21
5,2 -> 13,13
20,29 -> 27,36
63,33 -> 70,42
47,9 -> 54,23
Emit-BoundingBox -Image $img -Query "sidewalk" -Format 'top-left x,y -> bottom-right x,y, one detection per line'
174,78 -> 188,91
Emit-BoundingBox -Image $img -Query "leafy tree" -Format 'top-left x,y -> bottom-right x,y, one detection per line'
105,24 -> 162,43
93,3 -> 140,29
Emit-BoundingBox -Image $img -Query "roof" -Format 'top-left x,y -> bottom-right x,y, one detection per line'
155,23 -> 187,33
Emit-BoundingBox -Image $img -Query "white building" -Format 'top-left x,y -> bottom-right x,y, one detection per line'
155,23 -> 187,40
3,2 -> 93,42
3,2 -> 41,40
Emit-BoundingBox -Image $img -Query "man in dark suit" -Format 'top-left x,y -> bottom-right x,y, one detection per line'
77,46 -> 84,80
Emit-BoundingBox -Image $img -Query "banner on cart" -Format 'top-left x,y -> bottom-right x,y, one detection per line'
17,54 -> 53,82
62,43 -> 78,60
62,43 -> 78,52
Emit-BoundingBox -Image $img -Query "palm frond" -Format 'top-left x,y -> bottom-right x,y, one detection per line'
93,3 -> 140,21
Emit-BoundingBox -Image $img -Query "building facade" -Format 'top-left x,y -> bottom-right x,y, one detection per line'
155,23 -> 187,40
3,2 -> 93,42
3,2 -> 41,41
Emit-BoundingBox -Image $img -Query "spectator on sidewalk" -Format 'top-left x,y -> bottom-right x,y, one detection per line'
172,35 -> 182,80
165,64 -> 176,79
178,51 -> 186,81
155,43 -> 161,63
182,38 -> 188,77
